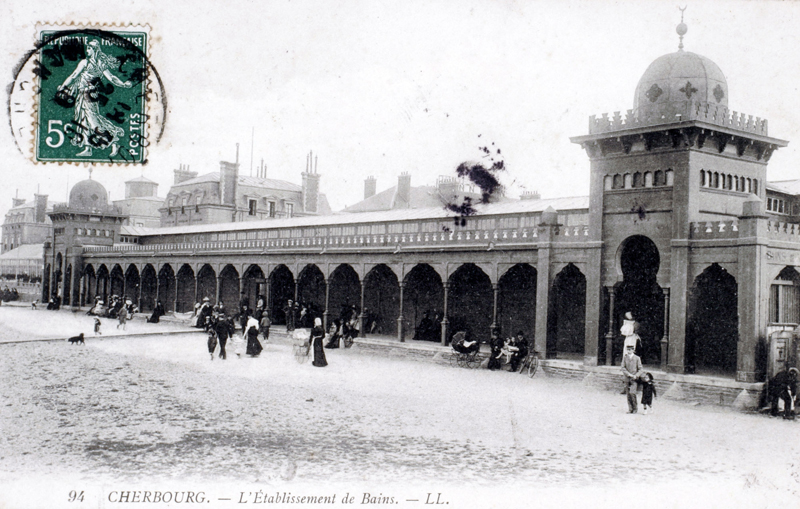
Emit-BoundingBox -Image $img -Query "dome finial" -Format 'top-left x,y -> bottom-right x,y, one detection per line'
88,167 -> 93,180
677,6 -> 688,51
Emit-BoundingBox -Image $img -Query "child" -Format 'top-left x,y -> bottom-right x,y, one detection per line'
640,372 -> 657,415
117,305 -> 128,330
31,300 -> 38,310
94,317 -> 102,335
207,330 -> 217,361
496,337 -> 519,365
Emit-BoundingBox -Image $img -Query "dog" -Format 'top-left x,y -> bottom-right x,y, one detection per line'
67,333 -> 85,345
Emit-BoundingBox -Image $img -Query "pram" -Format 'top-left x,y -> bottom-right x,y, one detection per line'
292,329 -> 311,363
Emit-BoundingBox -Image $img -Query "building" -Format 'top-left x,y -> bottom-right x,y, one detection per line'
42,20 -> 800,408
343,173 -> 507,213
1,193 -> 50,253
113,176 -> 163,228
159,150 -> 332,227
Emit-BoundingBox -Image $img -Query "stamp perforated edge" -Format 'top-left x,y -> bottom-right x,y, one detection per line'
18,21 -> 162,166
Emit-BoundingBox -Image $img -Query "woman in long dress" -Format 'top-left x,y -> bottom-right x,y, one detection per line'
311,318 -> 327,367
244,315 -> 263,357
57,39 -> 133,157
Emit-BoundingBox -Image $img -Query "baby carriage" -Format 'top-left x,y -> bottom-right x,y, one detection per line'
292,329 -> 311,363
449,331 -> 481,369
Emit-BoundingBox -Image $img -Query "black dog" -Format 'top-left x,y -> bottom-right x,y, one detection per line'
67,333 -> 85,345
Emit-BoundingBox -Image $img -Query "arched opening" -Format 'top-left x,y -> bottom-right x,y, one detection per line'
547,263 -> 586,359
686,263 -> 738,376
140,264 -> 157,312
84,265 -> 97,305
328,264 -> 360,328
448,264 -> 493,343
54,252 -> 63,299
125,264 -> 140,305
498,263 -> 537,340
405,264 -> 443,342
158,265 -> 176,313
219,265 -> 240,313
297,264 -> 326,327
64,264 -> 72,306
269,265 -> 295,325
364,264 -> 400,335
769,267 -> 800,325
42,263 -> 51,302
242,265 -> 266,311
175,264 -> 196,313
96,264 -> 110,303
110,264 -> 124,299
613,235 -> 664,365
196,264 -> 217,304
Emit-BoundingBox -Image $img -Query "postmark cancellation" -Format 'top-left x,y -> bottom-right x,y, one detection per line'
9,23 -> 165,165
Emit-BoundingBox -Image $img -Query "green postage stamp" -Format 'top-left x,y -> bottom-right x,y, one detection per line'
35,29 -> 149,163
8,24 -> 165,165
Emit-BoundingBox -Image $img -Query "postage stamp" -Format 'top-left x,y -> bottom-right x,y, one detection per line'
8,24 -> 165,165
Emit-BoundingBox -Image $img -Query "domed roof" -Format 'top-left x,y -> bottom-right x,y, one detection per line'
69,179 -> 108,209
633,51 -> 728,120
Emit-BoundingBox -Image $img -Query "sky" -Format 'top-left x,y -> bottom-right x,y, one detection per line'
2,0 -> 800,220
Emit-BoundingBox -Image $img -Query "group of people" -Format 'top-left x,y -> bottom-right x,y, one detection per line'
199,296 -> 271,360
619,311 -> 656,414
86,295 -> 138,331
487,330 -> 529,372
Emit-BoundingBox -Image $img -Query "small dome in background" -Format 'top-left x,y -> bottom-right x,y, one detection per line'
68,179 -> 108,209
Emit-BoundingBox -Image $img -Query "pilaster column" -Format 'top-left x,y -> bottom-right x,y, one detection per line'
490,283 -> 499,336
194,274 -> 201,305
440,282 -> 450,345
359,280 -> 367,337
216,276 -> 223,305
605,286 -> 616,366
661,288 -> 670,370
323,278 -> 331,330
293,279 -> 298,302
397,281 -> 405,342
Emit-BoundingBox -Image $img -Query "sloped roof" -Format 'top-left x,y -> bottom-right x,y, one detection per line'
767,180 -> 800,195
124,195 -> 590,237
126,176 -> 157,184
0,243 -> 44,260
343,185 -> 499,213
172,172 -> 302,193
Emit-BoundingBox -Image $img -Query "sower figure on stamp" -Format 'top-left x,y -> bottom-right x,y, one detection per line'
621,344 -> 643,414
56,39 -> 133,157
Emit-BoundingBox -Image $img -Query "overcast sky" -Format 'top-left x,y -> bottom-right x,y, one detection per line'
2,0 -> 800,220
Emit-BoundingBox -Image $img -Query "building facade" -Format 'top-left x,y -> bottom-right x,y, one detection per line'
2,193 -> 50,253
42,23 -> 800,405
159,153 -> 331,227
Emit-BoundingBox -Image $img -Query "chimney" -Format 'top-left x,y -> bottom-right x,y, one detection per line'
220,161 -> 239,207
436,175 -> 458,201
394,172 -> 411,208
364,176 -> 377,199
11,193 -> 25,207
302,151 -> 320,214
173,164 -> 198,185
520,190 -> 540,200
34,194 -> 48,223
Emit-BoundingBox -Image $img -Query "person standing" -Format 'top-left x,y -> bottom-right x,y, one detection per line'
640,372 -> 657,415
214,313 -> 234,360
311,317 -> 327,367
620,311 -> 641,353
116,305 -> 128,330
283,299 -> 296,332
621,344 -> 643,414
244,315 -> 263,357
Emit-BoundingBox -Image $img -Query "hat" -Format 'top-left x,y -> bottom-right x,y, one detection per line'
789,367 -> 799,376
625,312 -> 633,320
203,297 -> 210,302
314,317 -> 322,327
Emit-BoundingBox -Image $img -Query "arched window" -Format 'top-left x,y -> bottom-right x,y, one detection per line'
613,174 -> 622,189
665,169 -> 674,186
604,175 -> 613,190
623,173 -> 632,189
644,172 -> 653,188
713,172 -> 720,188
653,170 -> 664,186
633,172 -> 642,188
700,170 -> 706,187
